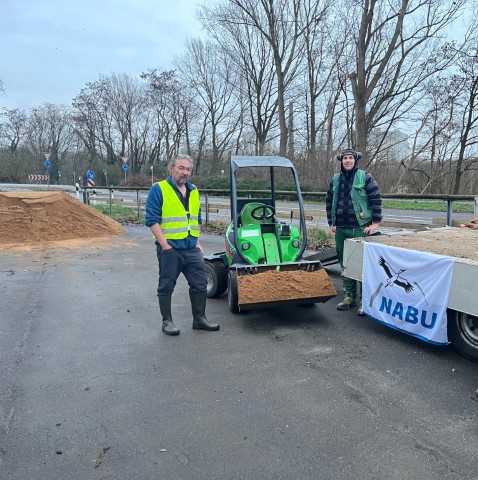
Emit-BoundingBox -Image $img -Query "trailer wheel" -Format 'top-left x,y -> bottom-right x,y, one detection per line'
206,261 -> 228,298
448,309 -> 478,362
228,270 -> 240,313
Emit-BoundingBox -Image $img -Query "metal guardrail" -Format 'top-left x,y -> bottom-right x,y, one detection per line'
82,186 -> 478,227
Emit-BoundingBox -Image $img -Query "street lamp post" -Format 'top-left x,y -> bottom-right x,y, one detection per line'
150,165 -> 154,185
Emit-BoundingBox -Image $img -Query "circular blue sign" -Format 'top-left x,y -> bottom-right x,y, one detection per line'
44,161 -> 51,168
73,170 -> 77,176
121,164 -> 129,171
87,170 -> 95,179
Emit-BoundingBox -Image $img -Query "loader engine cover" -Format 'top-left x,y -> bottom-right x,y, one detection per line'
225,222 -> 301,266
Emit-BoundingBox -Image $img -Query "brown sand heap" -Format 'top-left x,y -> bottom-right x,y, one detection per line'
0,191 -> 125,246
367,227 -> 478,261
237,268 -> 337,306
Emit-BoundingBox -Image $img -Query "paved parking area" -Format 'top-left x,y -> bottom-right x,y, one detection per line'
1,227 -> 477,480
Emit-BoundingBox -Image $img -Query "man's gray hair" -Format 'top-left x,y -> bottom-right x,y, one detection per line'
168,154 -> 194,168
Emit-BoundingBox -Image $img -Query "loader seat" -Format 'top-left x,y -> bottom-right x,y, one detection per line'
239,202 -> 275,227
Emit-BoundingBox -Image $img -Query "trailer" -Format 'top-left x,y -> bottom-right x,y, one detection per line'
343,227 -> 478,361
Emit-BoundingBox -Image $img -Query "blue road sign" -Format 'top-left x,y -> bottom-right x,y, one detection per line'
121,164 -> 129,171
73,170 -> 77,176
87,170 -> 95,179
44,161 -> 51,168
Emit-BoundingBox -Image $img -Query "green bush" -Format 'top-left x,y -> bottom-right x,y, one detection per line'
92,205 -> 145,225
306,227 -> 334,249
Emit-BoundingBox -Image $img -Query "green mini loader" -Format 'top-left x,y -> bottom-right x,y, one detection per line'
204,156 -> 337,313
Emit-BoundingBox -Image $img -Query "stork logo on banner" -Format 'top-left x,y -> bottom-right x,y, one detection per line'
377,256 -> 420,295
362,243 -> 455,345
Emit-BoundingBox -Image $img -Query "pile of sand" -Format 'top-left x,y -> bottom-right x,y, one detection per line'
369,227 -> 478,261
0,192 -> 125,247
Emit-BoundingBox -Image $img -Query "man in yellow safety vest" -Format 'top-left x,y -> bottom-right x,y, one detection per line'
145,154 -> 220,335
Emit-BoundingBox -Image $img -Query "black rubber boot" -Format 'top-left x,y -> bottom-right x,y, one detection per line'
158,295 -> 180,336
190,291 -> 220,331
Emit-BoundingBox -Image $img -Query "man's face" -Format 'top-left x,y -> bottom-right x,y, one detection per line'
170,159 -> 192,187
342,154 -> 356,171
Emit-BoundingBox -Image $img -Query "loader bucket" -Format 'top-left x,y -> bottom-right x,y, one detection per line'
227,261 -> 337,312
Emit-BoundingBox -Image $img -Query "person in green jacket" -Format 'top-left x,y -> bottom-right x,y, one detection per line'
326,148 -> 382,312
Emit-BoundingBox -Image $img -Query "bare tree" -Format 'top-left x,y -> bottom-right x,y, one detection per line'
141,69 -> 195,173
389,104 -> 451,193
72,78 -> 119,165
296,1 -> 354,187
341,0 -> 466,166
175,38 -> 242,174
200,1 -> 279,155
101,73 -> 150,174
26,104 -> 75,183
0,108 -> 28,153
298,0 -> 334,158
0,108 -> 35,182
72,73 -> 152,175
450,40 -> 478,194
208,0 -> 311,156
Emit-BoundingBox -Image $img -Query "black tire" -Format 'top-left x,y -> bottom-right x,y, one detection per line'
228,270 -> 240,313
205,261 -> 228,298
448,309 -> 478,362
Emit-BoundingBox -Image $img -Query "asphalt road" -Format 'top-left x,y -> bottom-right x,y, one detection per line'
1,227 -> 477,480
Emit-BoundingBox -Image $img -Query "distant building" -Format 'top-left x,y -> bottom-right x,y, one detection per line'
370,129 -> 410,164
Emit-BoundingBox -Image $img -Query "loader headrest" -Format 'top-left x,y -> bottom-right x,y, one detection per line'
336,148 -> 361,162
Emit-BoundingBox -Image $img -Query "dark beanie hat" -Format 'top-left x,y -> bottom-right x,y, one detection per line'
336,148 -> 362,162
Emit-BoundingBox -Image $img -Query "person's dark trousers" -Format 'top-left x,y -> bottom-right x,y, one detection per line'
158,294 -> 180,336
157,247 -> 207,296
190,291 -> 219,331
157,246 -> 219,332
335,226 -> 366,298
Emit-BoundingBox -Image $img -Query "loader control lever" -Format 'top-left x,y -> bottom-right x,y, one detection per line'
250,205 -> 275,221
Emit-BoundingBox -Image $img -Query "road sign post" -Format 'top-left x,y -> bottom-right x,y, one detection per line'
121,156 -> 129,184
43,158 -> 51,188
43,152 -> 51,186
122,163 -> 128,183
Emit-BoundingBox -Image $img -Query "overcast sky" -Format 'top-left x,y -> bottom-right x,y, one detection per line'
0,0 -> 203,110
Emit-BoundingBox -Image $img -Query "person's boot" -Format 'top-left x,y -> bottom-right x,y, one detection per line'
336,294 -> 356,311
190,291 -> 220,331
158,295 -> 180,335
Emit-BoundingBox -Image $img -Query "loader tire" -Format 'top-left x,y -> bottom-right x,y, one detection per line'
448,309 -> 478,362
206,261 -> 228,298
228,270 -> 240,314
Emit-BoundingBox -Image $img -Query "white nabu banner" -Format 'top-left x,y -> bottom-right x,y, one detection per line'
362,242 -> 455,345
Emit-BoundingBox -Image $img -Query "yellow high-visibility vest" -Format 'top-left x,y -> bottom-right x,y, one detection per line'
158,180 -> 200,239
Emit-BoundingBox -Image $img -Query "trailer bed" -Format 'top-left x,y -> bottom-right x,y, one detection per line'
343,227 -> 478,317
